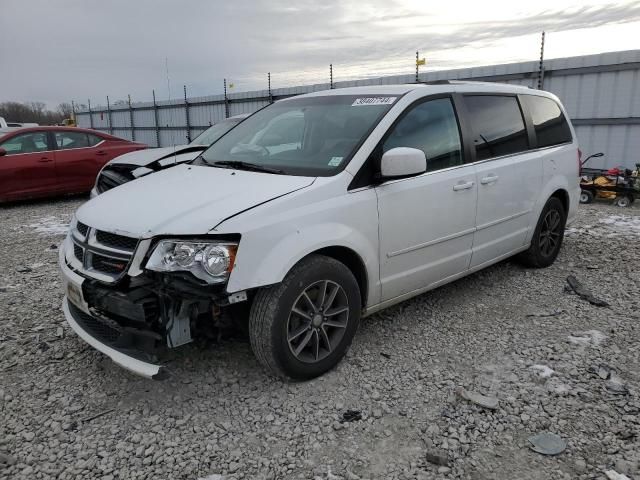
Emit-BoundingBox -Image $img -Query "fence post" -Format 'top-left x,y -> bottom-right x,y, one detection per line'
88,99 -> 94,129
330,64 -> 334,89
268,72 -> 273,103
537,31 -> 546,90
106,96 -> 113,135
184,85 -> 191,143
152,89 -> 160,148
224,79 -> 229,118
415,51 -> 419,83
71,100 -> 76,124
128,94 -> 136,141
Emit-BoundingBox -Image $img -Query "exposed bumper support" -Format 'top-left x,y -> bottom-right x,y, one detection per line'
62,296 -> 167,380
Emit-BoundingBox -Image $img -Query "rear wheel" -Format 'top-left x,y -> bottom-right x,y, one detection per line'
519,197 -> 566,268
579,190 -> 594,204
614,195 -> 631,208
249,255 -> 361,380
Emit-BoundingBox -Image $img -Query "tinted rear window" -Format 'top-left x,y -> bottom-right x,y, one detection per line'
464,95 -> 528,161
521,95 -> 572,148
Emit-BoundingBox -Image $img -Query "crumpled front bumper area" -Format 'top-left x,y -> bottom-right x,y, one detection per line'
62,297 -> 168,379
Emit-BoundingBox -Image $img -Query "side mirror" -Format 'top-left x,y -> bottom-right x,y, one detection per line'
592,152 -> 604,158
380,147 -> 426,179
0,147 -> 6,157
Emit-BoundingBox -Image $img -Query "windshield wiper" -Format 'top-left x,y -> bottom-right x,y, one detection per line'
211,160 -> 284,174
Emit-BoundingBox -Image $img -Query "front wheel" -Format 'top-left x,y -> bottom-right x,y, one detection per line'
518,197 -> 567,268
249,255 -> 361,380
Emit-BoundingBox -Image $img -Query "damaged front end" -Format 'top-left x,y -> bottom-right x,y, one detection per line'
59,220 -> 246,379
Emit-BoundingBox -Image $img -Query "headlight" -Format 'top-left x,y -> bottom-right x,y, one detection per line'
146,240 -> 238,284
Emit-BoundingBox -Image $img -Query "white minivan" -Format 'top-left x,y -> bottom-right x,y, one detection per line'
59,82 -> 579,380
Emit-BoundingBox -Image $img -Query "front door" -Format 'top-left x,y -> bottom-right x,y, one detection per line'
375,97 -> 477,302
0,131 -> 57,200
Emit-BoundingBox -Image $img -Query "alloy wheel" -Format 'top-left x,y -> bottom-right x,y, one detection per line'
286,280 -> 349,363
539,209 -> 562,257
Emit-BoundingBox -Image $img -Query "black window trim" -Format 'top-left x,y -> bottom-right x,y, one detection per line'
348,92 -> 466,190
518,93 -> 574,150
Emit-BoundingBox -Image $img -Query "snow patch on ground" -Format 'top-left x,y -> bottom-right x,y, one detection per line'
568,330 -> 608,347
531,365 -> 555,378
27,216 -> 69,236
567,214 -> 640,237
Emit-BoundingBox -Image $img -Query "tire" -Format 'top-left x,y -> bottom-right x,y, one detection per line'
614,195 -> 631,208
518,197 -> 567,268
579,190 -> 594,204
249,255 -> 361,380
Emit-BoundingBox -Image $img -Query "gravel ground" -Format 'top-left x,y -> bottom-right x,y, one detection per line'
1,196 -> 639,480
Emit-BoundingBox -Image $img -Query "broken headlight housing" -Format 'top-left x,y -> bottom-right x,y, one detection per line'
146,240 -> 238,284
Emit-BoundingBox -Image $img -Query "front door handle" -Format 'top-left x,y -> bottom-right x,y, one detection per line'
453,181 -> 474,191
481,174 -> 499,185
38,157 -> 53,163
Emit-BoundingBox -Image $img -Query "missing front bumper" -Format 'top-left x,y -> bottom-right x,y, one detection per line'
62,297 -> 168,380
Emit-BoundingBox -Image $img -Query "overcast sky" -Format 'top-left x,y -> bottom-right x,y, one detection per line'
2,0 -> 640,108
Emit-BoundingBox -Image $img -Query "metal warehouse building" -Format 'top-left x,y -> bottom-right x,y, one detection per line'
76,49 -> 640,170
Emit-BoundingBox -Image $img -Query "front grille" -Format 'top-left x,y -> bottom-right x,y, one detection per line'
76,222 -> 89,236
73,244 -> 84,262
96,231 -> 138,251
91,254 -> 129,275
69,302 -> 122,344
70,223 -> 138,283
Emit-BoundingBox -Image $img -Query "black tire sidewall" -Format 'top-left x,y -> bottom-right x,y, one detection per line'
270,258 -> 361,380
529,197 -> 566,267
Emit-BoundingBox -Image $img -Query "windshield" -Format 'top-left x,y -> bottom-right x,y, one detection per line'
197,95 -> 398,176
190,118 -> 242,146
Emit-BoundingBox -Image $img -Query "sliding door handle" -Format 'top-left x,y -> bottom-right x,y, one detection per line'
481,174 -> 499,185
453,181 -> 474,191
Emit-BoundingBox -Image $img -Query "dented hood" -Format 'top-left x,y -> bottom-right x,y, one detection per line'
107,145 -> 204,167
76,164 -> 315,237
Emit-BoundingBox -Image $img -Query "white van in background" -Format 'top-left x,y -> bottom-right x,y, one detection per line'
59,82 -> 579,380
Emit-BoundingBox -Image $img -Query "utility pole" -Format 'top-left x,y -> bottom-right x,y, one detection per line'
223,78 -> 229,118
537,31 -> 546,90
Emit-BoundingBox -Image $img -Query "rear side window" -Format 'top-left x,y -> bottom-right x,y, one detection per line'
382,98 -> 463,172
54,131 -> 90,149
87,134 -> 103,146
464,95 -> 528,161
521,95 -> 572,147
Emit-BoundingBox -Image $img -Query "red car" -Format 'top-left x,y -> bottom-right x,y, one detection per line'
0,127 -> 147,203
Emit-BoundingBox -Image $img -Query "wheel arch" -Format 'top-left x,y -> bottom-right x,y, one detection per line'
551,188 -> 570,213
310,246 -> 368,309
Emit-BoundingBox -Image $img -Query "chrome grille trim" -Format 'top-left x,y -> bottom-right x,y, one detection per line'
70,224 -> 138,283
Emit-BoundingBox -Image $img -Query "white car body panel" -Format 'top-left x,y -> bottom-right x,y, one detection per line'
77,164 -> 315,236
105,145 -> 202,167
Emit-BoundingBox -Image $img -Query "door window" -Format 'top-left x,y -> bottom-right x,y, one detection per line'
382,98 -> 463,172
464,95 -> 528,161
87,134 -> 103,146
54,131 -> 90,149
521,95 -> 572,148
0,132 -> 50,155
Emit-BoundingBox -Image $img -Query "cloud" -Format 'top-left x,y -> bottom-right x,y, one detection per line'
1,0 -> 639,107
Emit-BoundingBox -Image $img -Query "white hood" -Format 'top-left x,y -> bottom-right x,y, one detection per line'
108,145 -> 204,167
77,164 -> 315,237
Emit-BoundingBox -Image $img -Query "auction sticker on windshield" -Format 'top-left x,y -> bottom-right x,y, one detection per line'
352,97 -> 397,106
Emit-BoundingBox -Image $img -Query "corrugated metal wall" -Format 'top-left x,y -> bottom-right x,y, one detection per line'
76,50 -> 640,170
